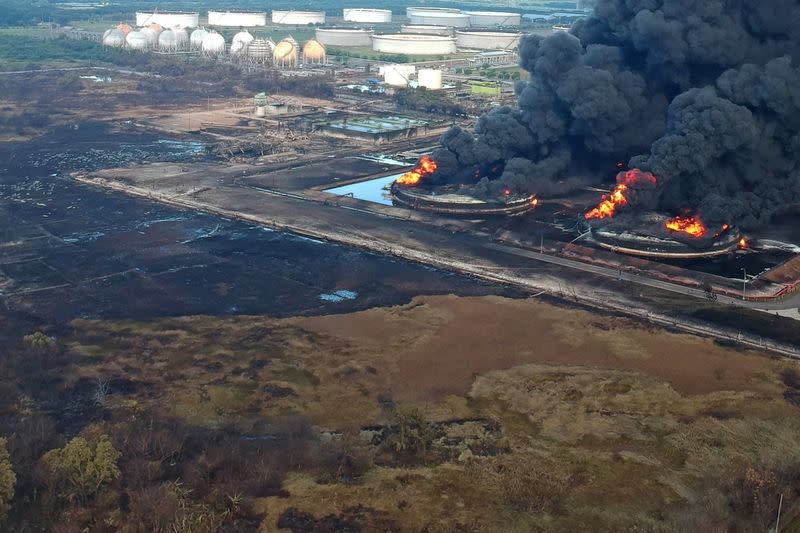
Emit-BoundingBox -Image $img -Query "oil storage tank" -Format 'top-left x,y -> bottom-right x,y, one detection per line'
190,27 -> 208,49
208,11 -> 267,27
455,30 -> 521,50
136,11 -> 198,28
274,37 -> 299,67
417,69 -> 443,90
271,10 -> 326,25
463,11 -> 521,27
343,9 -> 392,23
372,34 -> 457,55
247,39 -> 275,63
400,25 -> 452,36
158,28 -> 189,51
406,7 -> 460,17
409,11 -> 470,28
380,64 -> 415,86
125,30 -> 149,50
316,28 -> 373,47
303,39 -> 326,64
141,24 -> 162,47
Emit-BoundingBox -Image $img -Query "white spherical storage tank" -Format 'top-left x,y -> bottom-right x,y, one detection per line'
230,30 -> 254,55
136,12 -> 198,28
141,25 -> 162,47
372,34 -> 456,55
316,28 -> 373,47
202,31 -> 226,55
400,25 -> 451,36
208,11 -> 267,27
417,69 -> 443,90
125,30 -> 149,50
408,11 -> 471,28
271,10 -> 326,25
190,28 -> 208,49
102,29 -> 126,47
455,30 -> 521,50
463,11 -> 521,27
380,64 -> 415,86
159,28 -> 189,50
342,9 -> 392,23
247,39 -> 275,62
273,37 -> 299,67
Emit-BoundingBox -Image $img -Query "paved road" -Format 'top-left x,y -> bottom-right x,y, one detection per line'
484,242 -> 800,311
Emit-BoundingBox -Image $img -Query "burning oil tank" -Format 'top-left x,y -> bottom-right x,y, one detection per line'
273,37 -> 298,67
302,39 -> 326,64
589,213 -> 742,259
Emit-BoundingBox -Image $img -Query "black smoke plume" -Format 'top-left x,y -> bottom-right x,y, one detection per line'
433,0 -> 800,228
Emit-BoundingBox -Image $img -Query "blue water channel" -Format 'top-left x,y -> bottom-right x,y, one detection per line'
324,173 -> 404,206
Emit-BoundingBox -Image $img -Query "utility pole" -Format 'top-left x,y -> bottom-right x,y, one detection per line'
775,493 -> 783,533
741,268 -> 747,300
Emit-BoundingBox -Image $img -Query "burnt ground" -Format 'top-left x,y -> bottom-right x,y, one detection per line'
0,122 -> 516,336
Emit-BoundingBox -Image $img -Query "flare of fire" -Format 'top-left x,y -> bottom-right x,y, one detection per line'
396,156 -> 437,186
739,237 -> 748,249
585,169 -> 658,220
664,215 -> 708,237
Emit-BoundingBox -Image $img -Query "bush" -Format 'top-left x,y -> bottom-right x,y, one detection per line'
0,438 -> 15,522
40,434 -> 120,505
383,407 -> 433,463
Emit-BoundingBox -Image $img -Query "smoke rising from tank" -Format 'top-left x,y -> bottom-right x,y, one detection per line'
433,0 -> 800,228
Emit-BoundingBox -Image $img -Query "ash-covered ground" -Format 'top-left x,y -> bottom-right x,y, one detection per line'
0,123 -> 515,332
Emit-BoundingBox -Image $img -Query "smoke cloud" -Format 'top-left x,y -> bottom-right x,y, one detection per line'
433,0 -> 800,228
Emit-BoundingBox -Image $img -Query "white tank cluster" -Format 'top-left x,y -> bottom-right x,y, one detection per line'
207,11 -> 267,27
400,25 -> 452,36
372,34 -> 457,55
455,30 -> 522,50
342,9 -> 392,23
271,10 -> 326,25
315,28 -> 373,47
135,11 -> 199,28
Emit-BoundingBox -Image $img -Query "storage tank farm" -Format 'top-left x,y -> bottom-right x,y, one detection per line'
271,10 -> 326,25
207,11 -> 267,27
135,11 -> 199,28
315,28 -> 373,47
342,9 -> 392,23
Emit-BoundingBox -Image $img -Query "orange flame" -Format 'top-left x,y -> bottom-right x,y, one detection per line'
738,237 -> 748,249
665,215 -> 708,237
585,169 -> 657,220
396,156 -> 437,186
530,197 -> 539,207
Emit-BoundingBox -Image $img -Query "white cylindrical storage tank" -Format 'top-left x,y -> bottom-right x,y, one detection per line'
208,11 -> 267,27
230,30 -> 254,55
202,31 -> 226,55
316,28 -> 373,47
136,12 -> 199,28
271,10 -> 326,25
247,39 -> 275,62
342,9 -> 392,23
190,27 -> 208,49
406,7 -> 461,17
455,30 -> 521,50
409,11 -> 470,28
463,11 -> 521,27
126,30 -> 148,50
102,29 -> 125,47
400,25 -> 452,36
273,37 -> 298,67
380,64 -> 415,86
417,69 -> 443,90
372,34 -> 457,55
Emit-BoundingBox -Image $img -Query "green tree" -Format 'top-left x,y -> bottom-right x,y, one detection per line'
41,435 -> 120,505
0,438 -> 15,521
386,407 -> 433,460
22,331 -> 56,354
